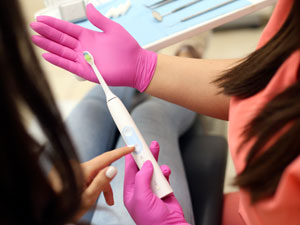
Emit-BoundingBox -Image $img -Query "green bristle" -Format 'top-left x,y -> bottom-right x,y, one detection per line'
83,52 -> 92,63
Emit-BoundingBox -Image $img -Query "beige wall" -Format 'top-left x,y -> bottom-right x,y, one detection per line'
20,0 -> 45,23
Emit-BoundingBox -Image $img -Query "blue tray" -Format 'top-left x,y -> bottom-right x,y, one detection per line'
77,0 -> 251,47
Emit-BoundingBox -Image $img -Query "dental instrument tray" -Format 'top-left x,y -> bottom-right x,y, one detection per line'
75,0 -> 274,51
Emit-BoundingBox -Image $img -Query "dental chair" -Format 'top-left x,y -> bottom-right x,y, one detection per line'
180,115 -> 228,225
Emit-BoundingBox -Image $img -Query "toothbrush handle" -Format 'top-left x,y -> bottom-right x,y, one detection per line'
107,97 -> 173,198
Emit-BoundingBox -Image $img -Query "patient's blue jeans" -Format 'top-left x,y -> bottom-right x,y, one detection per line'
66,86 -> 196,225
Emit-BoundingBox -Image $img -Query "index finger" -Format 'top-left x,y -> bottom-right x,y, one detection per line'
82,146 -> 134,178
37,15 -> 83,39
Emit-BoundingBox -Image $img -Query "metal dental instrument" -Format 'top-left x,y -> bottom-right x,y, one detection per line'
170,0 -> 237,26
152,0 -> 203,22
145,0 -> 178,9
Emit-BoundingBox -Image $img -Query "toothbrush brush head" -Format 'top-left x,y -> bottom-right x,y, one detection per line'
83,51 -> 94,65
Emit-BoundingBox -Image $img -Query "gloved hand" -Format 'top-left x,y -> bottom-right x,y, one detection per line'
30,4 -> 157,92
124,141 -> 190,225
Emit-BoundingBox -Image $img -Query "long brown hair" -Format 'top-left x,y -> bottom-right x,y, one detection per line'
0,0 -> 83,224
215,0 -> 300,202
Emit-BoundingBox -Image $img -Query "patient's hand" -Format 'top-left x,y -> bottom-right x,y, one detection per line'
48,145 -> 134,221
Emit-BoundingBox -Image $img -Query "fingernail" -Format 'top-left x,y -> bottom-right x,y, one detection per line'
128,145 -> 135,148
105,166 -> 117,179
36,16 -> 43,21
150,141 -> 159,148
144,160 -> 152,167
162,166 -> 170,175
29,22 -> 36,29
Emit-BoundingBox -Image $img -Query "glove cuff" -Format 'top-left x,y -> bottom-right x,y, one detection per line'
135,49 -> 157,92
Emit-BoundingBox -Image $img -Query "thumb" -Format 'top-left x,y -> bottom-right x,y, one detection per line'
135,161 -> 154,195
86,3 -> 114,32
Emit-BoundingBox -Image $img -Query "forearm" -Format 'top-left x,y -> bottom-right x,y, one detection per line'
145,54 -> 241,120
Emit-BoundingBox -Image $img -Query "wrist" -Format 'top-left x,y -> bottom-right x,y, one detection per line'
135,49 -> 157,92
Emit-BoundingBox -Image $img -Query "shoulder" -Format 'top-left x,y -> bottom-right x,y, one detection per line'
257,0 -> 294,48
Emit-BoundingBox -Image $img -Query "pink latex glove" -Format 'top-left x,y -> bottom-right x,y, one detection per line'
124,141 -> 190,225
30,4 -> 157,92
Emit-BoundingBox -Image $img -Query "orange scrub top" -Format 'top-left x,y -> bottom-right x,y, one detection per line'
228,0 -> 300,224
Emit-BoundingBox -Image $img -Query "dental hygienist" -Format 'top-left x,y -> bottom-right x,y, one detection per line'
31,0 -> 300,224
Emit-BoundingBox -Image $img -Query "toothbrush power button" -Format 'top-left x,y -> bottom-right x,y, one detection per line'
135,143 -> 142,152
123,127 -> 133,136
122,126 -> 143,154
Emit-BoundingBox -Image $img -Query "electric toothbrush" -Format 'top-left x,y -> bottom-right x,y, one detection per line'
83,51 -> 173,198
